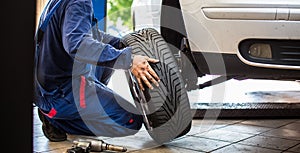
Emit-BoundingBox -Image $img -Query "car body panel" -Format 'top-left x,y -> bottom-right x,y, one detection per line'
179,0 -> 300,70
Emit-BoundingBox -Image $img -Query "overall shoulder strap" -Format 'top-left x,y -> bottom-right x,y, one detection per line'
36,0 -> 63,44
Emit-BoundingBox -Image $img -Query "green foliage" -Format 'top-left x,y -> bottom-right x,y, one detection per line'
107,0 -> 133,29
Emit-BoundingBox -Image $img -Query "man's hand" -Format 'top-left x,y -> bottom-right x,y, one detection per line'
131,55 -> 160,91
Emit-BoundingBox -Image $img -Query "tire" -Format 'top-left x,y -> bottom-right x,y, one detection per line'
122,28 -> 192,144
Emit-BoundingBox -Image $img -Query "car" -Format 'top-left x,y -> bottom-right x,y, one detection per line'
131,0 -> 300,90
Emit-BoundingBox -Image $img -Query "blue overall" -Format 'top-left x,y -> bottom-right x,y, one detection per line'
34,0 -> 143,137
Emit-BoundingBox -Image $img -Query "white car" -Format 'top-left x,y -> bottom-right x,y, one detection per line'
131,0 -> 300,90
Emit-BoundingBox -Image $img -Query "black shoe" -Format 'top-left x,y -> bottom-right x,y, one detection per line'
38,109 -> 67,142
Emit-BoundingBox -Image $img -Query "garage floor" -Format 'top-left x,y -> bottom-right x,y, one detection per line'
33,75 -> 300,153
33,105 -> 300,153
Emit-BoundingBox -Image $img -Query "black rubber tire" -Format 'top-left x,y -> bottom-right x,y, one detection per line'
122,28 -> 192,144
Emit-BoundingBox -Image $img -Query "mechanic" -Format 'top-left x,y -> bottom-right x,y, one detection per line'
34,0 -> 160,142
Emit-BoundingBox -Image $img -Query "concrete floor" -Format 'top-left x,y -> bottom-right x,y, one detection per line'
33,75 -> 300,153
33,105 -> 300,153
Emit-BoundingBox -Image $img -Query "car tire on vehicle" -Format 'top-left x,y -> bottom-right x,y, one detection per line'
122,28 -> 193,144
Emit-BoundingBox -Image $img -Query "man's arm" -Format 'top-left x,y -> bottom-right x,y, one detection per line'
62,0 -> 131,69
95,29 -> 125,49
